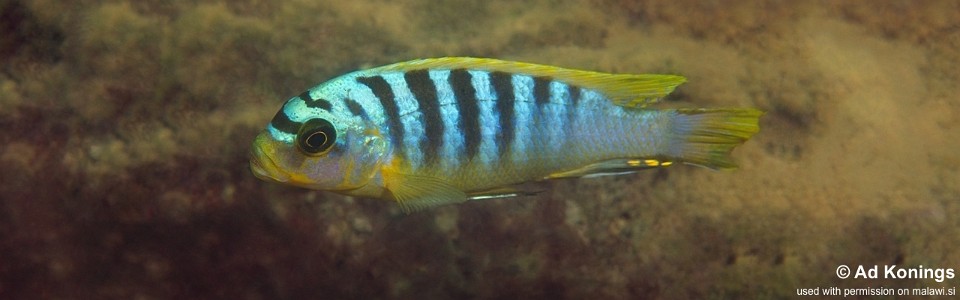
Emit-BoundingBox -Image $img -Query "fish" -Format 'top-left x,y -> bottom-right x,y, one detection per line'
250,57 -> 762,212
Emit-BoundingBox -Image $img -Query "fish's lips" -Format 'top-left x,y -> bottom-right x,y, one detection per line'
249,137 -> 290,183
249,155 -> 289,183
249,157 -> 275,181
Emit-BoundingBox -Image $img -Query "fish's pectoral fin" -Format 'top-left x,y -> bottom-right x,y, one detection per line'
382,171 -> 466,213
545,158 -> 675,179
372,57 -> 685,107
467,187 -> 542,201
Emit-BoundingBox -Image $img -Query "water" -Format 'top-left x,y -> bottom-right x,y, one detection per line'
1,1 -> 957,298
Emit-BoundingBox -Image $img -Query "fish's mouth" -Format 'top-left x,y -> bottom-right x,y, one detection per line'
249,155 -> 280,182
249,135 -> 290,183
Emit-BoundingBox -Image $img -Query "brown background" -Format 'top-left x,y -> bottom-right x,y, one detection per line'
1,0 -> 957,298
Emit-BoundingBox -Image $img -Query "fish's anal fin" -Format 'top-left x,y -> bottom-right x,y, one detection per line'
545,158 -> 674,180
467,187 -> 542,201
372,57 -> 686,108
382,171 -> 466,213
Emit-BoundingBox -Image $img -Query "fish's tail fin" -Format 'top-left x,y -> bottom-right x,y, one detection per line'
669,108 -> 763,170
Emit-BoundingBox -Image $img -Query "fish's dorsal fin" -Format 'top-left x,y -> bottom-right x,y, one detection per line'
372,57 -> 686,107
382,170 -> 466,213
545,158 -> 674,179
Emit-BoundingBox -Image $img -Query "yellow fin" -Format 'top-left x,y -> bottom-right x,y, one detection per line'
373,57 -> 686,107
382,170 -> 466,213
670,108 -> 763,170
545,158 -> 672,179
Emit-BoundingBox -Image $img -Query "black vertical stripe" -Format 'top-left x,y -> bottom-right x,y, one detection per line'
449,69 -> 480,160
299,90 -> 333,110
345,98 -> 366,118
565,84 -> 581,138
306,98 -> 333,110
298,91 -> 312,102
357,76 -> 404,160
568,85 -> 581,107
404,70 -> 442,166
533,76 -> 552,107
490,71 -> 514,158
269,110 -> 300,135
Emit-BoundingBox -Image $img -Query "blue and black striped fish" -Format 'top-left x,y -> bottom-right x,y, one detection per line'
250,57 -> 762,212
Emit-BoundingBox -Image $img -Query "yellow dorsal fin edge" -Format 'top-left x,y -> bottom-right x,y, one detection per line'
373,57 -> 687,107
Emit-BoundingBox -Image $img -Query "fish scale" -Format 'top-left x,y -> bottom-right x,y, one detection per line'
251,57 -> 762,212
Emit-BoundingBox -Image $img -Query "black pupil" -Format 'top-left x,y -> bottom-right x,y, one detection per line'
305,131 -> 327,148
298,118 -> 336,155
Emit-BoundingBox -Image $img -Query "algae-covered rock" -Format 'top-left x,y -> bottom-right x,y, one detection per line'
1,0 -> 958,299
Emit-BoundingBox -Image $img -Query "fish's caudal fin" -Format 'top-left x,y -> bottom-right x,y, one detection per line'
670,108 -> 763,170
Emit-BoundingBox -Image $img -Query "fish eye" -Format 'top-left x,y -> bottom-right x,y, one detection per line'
296,118 -> 337,155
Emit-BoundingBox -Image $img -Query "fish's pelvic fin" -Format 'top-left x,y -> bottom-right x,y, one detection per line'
467,187 -> 542,201
670,108 -> 763,170
382,171 -> 466,213
374,57 -> 686,107
545,158 -> 674,179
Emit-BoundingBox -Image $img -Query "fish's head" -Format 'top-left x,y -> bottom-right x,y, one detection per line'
250,104 -> 388,193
